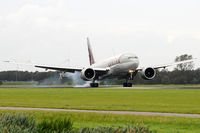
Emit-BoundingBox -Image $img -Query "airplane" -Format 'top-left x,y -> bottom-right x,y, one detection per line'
5,38 -> 195,87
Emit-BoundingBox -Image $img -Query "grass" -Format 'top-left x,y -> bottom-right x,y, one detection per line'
0,113 -> 38,133
37,117 -> 73,133
0,86 -> 200,132
0,88 -> 200,114
0,112 -> 156,133
0,110 -> 200,133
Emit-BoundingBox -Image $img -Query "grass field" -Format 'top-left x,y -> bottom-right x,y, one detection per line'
0,110 -> 200,133
0,86 -> 200,132
0,87 -> 200,114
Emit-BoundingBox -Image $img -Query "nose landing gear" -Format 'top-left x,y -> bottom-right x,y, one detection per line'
123,70 -> 137,87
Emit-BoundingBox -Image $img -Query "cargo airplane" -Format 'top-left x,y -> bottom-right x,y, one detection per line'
5,38 -> 195,87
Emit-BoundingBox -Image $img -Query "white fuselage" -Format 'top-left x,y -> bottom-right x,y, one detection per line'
91,53 -> 139,79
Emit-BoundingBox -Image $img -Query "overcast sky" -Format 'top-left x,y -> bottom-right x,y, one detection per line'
0,0 -> 199,71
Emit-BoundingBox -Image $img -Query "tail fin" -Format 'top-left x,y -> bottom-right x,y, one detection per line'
87,37 -> 95,65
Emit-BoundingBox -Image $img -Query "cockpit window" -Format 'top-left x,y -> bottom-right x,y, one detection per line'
128,56 -> 138,60
128,57 -> 134,60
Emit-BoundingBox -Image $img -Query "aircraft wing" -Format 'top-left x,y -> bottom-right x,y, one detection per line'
3,60 -> 82,73
137,58 -> 196,70
35,65 -> 83,73
35,65 -> 109,73
4,60 -> 109,73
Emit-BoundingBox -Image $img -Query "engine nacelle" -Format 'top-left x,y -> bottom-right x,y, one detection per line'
141,67 -> 156,80
80,68 -> 96,81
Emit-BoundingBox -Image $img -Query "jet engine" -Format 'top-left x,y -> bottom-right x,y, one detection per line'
80,68 -> 96,81
141,67 -> 156,80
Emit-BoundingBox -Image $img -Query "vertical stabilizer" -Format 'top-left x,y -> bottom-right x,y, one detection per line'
87,37 -> 95,65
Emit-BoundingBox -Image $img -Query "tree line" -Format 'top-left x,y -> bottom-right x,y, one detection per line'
0,71 -> 73,85
1,69 -> 200,85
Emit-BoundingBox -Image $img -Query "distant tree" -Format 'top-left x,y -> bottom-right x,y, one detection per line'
175,54 -> 194,71
0,80 -> 2,85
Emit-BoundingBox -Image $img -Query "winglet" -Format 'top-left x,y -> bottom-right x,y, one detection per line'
87,37 -> 95,65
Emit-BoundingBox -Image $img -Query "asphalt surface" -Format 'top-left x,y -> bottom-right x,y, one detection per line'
0,107 -> 200,118
0,86 -> 200,89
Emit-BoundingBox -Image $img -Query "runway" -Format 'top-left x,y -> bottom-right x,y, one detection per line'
0,86 -> 200,89
0,107 -> 200,118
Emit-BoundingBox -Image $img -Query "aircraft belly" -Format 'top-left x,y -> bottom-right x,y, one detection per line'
98,60 -> 139,80
109,62 -> 138,77
110,64 -> 128,76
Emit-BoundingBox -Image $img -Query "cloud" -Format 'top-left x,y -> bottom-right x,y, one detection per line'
167,35 -> 176,44
0,0 -> 200,71
197,36 -> 200,41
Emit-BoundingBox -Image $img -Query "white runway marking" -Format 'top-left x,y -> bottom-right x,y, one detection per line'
0,107 -> 200,118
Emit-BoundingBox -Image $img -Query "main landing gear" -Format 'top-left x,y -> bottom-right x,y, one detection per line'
123,78 -> 133,87
123,70 -> 137,87
90,82 -> 99,87
123,82 -> 132,87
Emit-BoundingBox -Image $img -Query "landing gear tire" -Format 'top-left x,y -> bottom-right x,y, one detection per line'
123,83 -> 127,87
123,83 -> 132,87
90,83 -> 99,87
